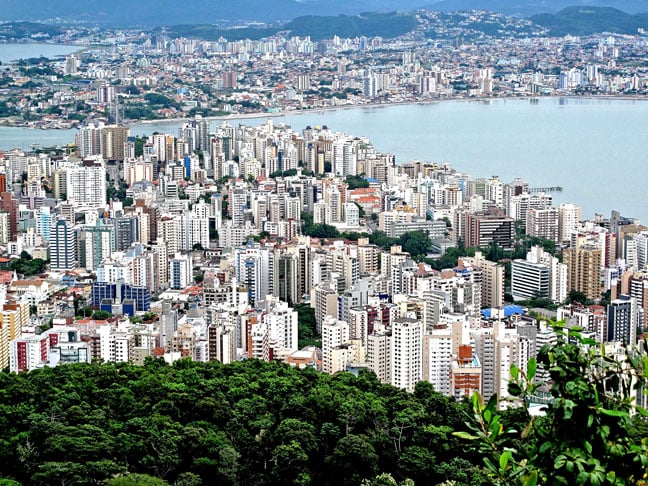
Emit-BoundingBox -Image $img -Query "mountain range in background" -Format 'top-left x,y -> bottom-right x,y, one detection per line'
2,0 -> 648,26
2,0 -> 648,39
532,6 -> 648,35
426,0 -> 648,15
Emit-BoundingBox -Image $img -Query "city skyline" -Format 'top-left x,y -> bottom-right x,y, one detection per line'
1,5 -> 648,484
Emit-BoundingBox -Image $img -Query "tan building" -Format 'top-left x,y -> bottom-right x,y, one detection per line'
100,125 -> 130,161
321,316 -> 349,375
311,282 -> 338,334
0,300 -> 29,369
357,238 -> 379,275
287,347 -> 320,370
367,329 -> 392,384
564,236 -> 602,300
460,251 -> 505,308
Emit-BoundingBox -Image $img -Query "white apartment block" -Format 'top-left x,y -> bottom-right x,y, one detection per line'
322,316 -> 349,375
422,330 -> 452,395
391,316 -> 422,392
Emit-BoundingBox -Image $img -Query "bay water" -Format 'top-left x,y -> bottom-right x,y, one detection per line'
0,43 -> 82,64
0,97 -> 646,222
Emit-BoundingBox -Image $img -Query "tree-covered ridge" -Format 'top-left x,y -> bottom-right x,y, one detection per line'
0,359 -> 483,485
531,6 -> 648,36
285,13 -> 418,41
163,12 -> 418,43
0,22 -> 64,40
2,330 -> 648,485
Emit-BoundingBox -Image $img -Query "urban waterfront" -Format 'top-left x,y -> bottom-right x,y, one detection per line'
2,96 -> 647,222
0,43 -> 82,64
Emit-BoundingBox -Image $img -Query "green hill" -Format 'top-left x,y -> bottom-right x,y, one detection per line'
0,325 -> 646,486
0,22 -> 64,41
531,6 -> 648,35
164,25 -> 281,42
164,12 -> 418,43
285,12 -> 418,41
0,359 -> 482,485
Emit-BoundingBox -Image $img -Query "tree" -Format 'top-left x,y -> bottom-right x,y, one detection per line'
293,304 -> 320,348
301,212 -> 341,239
76,307 -> 93,318
345,175 -> 370,190
486,241 -> 505,262
565,289 -> 591,305
398,231 -> 432,259
327,435 -> 379,486
107,474 -> 169,485
361,473 -> 414,486
0,358 -> 474,484
270,169 -> 298,178
271,440 -> 309,485
456,323 -> 648,485
8,255 -> 46,276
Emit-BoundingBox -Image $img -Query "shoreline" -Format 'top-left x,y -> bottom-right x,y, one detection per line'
132,93 -> 648,130
2,94 -> 647,221
0,42 -> 88,65
3,93 -> 648,133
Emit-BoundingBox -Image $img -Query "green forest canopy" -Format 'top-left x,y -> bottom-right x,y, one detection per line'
0,359 -> 483,485
0,327 -> 646,485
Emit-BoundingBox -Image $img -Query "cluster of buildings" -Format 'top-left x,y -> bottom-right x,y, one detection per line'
4,10 -> 648,129
0,116 -> 645,406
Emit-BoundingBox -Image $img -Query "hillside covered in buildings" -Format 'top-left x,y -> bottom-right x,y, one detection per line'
2,119 -> 646,387
0,116 -> 647,484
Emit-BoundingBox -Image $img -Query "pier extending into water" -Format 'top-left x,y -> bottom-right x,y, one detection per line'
529,186 -> 563,193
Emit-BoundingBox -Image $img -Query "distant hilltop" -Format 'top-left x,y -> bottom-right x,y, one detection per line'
4,0 -> 648,26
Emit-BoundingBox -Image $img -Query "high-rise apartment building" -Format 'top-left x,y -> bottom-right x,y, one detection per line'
450,344 -> 482,399
261,297 -> 299,354
66,160 -> 107,209
460,252 -> 505,308
367,329 -> 392,384
511,258 -> 549,301
100,125 -> 130,161
322,316 -> 349,375
311,282 -> 339,333
558,203 -> 582,244
564,236 -> 602,301
169,253 -> 192,290
235,243 -> 273,306
0,192 -> 19,241
391,316 -> 422,392
607,295 -> 639,345
422,328 -> 453,395
465,209 -> 515,250
526,207 -> 560,244
50,218 -> 78,270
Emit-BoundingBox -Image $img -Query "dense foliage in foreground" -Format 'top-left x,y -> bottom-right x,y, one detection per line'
2,326 -> 648,486
0,359 -> 484,485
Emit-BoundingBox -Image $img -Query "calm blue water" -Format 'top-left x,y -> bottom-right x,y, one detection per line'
0,43 -> 82,64
1,97 -> 646,222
